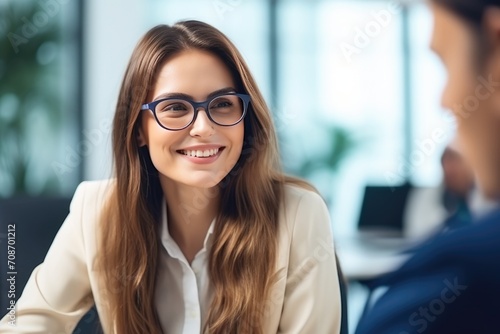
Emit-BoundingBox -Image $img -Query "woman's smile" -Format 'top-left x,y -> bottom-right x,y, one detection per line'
176,145 -> 226,164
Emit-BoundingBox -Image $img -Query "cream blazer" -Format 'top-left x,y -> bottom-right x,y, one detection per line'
0,180 -> 341,333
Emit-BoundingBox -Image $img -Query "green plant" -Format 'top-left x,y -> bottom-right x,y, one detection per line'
281,119 -> 359,205
295,124 -> 357,177
0,0 -> 62,196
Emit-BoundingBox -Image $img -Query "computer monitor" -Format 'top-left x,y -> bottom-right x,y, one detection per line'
357,183 -> 413,237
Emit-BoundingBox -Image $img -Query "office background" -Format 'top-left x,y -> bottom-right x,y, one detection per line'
1,0 -> 454,331
0,0 -> 452,233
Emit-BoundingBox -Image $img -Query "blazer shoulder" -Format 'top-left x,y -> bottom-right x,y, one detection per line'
68,179 -> 115,230
283,183 -> 326,208
281,183 -> 331,238
75,179 -> 115,198
73,179 -> 115,208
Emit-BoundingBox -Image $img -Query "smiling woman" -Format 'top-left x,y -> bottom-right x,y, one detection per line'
0,21 -> 342,334
138,50 -> 247,191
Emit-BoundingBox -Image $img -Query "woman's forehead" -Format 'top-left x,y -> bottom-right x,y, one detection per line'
152,50 -> 235,100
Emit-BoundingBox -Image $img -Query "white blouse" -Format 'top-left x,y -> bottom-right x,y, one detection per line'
0,180 -> 342,333
155,202 -> 215,333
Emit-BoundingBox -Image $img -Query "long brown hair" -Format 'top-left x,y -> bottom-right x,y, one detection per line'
95,20 -> 302,333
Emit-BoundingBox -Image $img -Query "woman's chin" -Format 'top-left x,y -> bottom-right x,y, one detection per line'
179,174 -> 224,190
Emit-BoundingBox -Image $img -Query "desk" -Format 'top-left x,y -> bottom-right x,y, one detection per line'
335,234 -> 417,281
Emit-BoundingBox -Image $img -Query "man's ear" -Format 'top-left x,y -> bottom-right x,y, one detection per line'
484,6 -> 500,113
484,6 -> 500,38
484,7 -> 500,71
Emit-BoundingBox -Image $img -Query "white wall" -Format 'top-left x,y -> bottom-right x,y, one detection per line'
83,0 -> 147,180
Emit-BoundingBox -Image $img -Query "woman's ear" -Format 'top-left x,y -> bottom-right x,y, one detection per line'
137,127 -> 147,147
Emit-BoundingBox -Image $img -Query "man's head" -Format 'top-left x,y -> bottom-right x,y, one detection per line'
430,0 -> 500,199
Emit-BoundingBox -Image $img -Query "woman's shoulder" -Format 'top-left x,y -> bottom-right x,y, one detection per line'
277,182 -> 335,272
70,179 -> 116,217
75,178 -> 115,193
74,179 -> 115,197
282,182 -> 326,209
280,183 -> 331,235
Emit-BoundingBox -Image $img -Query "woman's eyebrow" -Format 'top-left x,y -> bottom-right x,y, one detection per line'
153,87 -> 237,101
207,87 -> 237,99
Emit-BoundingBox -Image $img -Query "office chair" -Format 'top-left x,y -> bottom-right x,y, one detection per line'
0,196 -> 101,333
336,254 -> 349,334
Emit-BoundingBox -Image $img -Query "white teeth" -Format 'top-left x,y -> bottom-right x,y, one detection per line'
181,148 -> 219,158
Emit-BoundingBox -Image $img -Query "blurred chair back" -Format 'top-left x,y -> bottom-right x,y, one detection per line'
336,254 -> 348,334
0,196 -> 101,333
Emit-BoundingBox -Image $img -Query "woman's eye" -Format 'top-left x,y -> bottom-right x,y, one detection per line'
212,101 -> 232,108
161,103 -> 188,112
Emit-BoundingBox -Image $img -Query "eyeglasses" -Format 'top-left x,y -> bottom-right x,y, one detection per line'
140,92 -> 251,131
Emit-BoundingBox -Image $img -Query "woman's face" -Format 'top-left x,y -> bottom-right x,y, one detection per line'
431,3 -> 500,199
139,49 -> 245,190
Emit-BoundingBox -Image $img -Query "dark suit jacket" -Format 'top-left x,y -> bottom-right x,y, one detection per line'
355,207 -> 500,334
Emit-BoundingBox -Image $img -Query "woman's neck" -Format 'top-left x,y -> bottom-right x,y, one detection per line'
160,178 -> 220,264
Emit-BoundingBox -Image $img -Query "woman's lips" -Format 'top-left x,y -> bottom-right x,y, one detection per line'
176,147 -> 225,164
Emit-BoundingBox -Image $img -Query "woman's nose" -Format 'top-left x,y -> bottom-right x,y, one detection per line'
189,109 -> 215,137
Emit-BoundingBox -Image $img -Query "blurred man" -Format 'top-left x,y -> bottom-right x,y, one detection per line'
440,140 -> 475,229
355,0 -> 500,333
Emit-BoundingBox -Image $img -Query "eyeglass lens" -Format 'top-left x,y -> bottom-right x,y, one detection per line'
154,94 -> 244,129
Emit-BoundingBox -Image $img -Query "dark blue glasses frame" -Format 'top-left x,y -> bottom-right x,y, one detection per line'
140,92 -> 251,131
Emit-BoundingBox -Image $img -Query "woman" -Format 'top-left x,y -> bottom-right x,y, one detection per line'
355,1 -> 500,333
0,21 -> 341,333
